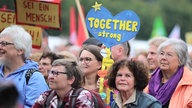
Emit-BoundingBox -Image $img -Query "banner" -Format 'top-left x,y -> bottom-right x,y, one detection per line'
0,10 -> 16,31
0,10 -> 42,49
86,2 -> 140,48
185,32 -> 192,45
23,25 -> 42,49
69,7 -> 77,45
77,6 -> 88,46
15,0 -> 61,29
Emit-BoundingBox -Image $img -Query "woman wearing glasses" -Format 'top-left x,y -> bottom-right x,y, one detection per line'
144,39 -> 192,108
78,45 -> 103,92
32,59 -> 96,107
0,25 -> 49,108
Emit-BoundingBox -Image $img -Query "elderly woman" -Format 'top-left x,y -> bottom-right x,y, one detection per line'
32,59 -> 95,107
145,39 -> 192,108
0,25 -> 48,108
108,59 -> 161,108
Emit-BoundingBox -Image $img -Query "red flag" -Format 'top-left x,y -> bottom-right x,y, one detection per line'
0,5 -> 7,10
70,7 -> 77,45
34,0 -> 61,3
77,6 -> 88,46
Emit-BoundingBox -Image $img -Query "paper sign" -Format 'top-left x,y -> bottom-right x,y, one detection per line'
86,2 -> 140,48
0,10 -> 16,31
185,32 -> 192,45
23,25 -> 42,49
0,10 -> 42,49
15,0 -> 61,29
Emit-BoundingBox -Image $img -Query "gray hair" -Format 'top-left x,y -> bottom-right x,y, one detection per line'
0,25 -> 32,59
148,37 -> 168,47
52,59 -> 82,88
117,41 -> 130,57
158,39 -> 190,67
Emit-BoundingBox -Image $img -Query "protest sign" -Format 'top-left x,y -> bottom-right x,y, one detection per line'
86,2 -> 140,48
0,10 -> 42,49
15,0 -> 61,29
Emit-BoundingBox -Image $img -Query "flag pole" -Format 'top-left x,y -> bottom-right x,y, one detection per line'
75,0 -> 89,39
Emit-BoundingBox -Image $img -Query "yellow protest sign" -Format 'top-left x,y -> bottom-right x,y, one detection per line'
23,25 -> 42,49
0,10 -> 16,31
185,32 -> 192,45
0,10 -> 42,49
15,0 -> 61,29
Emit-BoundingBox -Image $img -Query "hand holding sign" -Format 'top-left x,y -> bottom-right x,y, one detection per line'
86,2 -> 140,48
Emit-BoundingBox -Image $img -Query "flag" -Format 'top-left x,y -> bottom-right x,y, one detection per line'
151,16 -> 167,38
0,5 -> 7,10
77,6 -> 88,46
69,6 -> 77,45
185,32 -> 192,45
168,24 -> 180,39
35,0 -> 61,3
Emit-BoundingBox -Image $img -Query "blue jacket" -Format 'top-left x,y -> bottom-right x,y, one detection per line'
111,90 -> 162,108
0,60 -> 49,108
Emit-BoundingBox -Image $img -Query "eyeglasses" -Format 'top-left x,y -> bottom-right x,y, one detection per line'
48,70 -> 67,77
159,51 -> 176,59
0,41 -> 14,47
79,57 -> 92,64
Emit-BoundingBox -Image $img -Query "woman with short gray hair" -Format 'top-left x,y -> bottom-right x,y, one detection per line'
145,39 -> 192,108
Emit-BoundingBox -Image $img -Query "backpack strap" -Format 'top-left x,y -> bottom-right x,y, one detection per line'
25,69 -> 37,85
111,101 -> 117,108
91,93 -> 99,108
44,90 -> 55,108
70,88 -> 84,108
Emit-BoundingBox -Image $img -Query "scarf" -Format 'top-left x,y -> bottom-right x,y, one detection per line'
148,66 -> 184,105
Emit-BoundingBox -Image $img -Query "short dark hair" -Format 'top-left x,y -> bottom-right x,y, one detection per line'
79,45 -> 103,84
39,51 -> 63,64
79,45 -> 103,62
108,59 -> 149,91
83,37 -> 103,47
0,82 -> 19,108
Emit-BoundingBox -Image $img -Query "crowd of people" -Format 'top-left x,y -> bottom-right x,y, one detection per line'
0,25 -> 192,108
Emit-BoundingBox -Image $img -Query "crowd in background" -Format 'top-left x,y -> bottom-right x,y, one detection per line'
0,25 -> 192,108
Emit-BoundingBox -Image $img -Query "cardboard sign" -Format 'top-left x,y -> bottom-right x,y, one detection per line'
23,25 -> 42,49
0,10 -> 16,31
0,10 -> 42,49
86,2 -> 140,48
185,32 -> 192,45
15,0 -> 61,29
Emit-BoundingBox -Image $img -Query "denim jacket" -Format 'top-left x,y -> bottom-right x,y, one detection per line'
111,90 -> 162,108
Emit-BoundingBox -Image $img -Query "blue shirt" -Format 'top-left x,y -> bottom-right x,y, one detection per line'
0,60 -> 49,108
